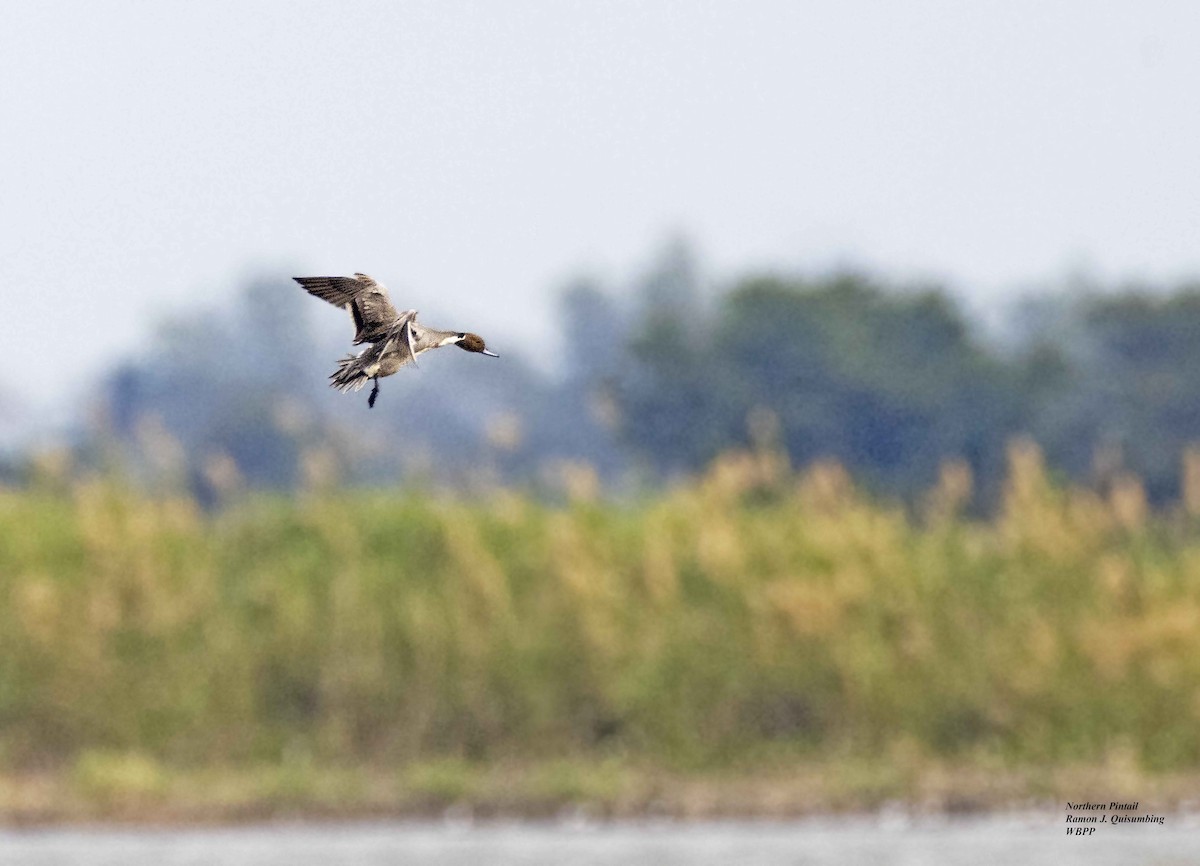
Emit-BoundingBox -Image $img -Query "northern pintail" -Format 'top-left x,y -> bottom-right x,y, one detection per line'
295,273 -> 498,408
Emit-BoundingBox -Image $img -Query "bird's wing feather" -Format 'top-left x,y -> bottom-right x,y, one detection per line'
293,274 -> 402,343
376,311 -> 420,369
405,318 -> 420,368
293,275 -> 368,307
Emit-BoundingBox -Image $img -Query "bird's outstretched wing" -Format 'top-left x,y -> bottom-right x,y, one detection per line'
293,273 -> 401,344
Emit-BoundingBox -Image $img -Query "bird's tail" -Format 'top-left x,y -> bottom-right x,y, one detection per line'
329,353 -> 372,392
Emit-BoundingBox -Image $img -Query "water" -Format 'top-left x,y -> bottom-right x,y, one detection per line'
3,816 -> 1196,866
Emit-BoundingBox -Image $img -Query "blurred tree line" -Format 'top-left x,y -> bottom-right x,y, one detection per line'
82,243 -> 1200,507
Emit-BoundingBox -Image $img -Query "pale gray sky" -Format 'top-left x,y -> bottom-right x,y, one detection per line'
4,1 -> 1200,435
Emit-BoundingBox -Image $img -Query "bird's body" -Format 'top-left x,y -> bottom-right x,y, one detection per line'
294,273 -> 497,407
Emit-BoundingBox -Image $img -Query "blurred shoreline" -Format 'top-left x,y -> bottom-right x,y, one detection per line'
4,762 -> 1197,827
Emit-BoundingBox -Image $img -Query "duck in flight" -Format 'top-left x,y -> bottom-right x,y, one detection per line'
294,273 -> 498,408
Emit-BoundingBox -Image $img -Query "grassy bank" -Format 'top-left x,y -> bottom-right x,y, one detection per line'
4,441 -> 1200,819
3,756 -> 1194,824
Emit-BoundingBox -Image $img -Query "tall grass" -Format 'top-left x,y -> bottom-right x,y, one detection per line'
3,440 -> 1200,775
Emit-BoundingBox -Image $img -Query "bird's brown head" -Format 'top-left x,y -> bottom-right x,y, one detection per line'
456,332 -> 498,357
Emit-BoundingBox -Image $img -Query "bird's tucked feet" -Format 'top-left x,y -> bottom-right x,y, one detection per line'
368,376 -> 380,409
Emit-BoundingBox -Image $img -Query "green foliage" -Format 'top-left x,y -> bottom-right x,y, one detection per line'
621,271 -> 1019,496
1050,289 -> 1200,501
402,758 -> 480,804
72,750 -> 167,805
88,253 -> 1200,508
4,448 -> 1200,775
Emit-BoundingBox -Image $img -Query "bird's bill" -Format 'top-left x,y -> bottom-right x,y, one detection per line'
482,349 -> 499,357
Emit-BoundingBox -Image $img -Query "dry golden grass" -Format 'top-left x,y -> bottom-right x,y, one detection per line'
4,440 -> 1200,819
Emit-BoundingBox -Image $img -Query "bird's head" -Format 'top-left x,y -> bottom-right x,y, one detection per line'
456,333 -> 498,357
